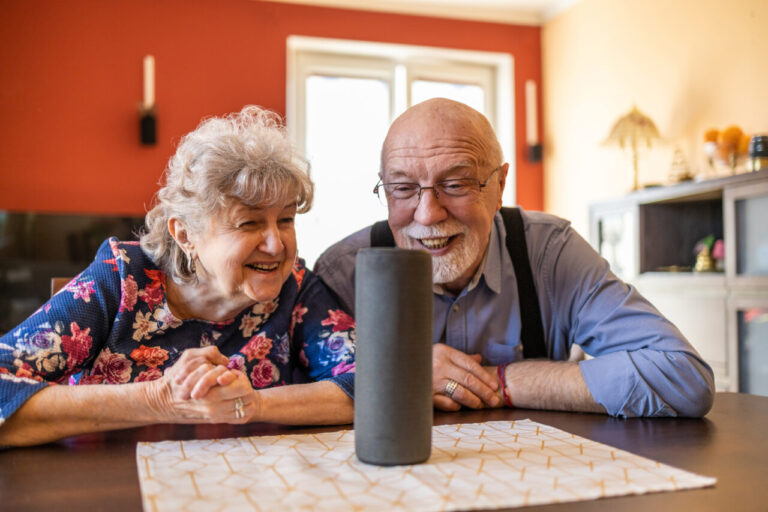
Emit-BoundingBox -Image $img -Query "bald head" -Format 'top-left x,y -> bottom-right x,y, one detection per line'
378,98 -> 509,293
381,98 -> 502,172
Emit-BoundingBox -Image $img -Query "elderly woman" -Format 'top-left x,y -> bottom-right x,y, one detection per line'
0,106 -> 355,447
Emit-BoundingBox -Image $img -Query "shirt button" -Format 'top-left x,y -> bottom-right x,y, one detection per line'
452,304 -> 460,312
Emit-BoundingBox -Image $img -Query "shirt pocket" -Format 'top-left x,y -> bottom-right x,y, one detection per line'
483,341 -> 523,366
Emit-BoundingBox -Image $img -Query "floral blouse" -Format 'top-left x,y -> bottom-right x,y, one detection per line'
0,238 -> 356,425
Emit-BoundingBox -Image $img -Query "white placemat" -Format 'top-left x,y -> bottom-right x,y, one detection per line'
136,419 -> 715,511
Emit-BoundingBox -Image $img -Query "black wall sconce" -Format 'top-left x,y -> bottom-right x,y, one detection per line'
525,79 -> 542,163
140,55 -> 156,145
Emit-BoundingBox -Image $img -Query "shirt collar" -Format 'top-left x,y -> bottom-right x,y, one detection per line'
432,212 -> 503,296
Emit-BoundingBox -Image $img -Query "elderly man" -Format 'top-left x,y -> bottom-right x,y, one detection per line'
315,98 -> 714,418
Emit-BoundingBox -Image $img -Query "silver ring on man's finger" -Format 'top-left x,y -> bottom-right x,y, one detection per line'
445,379 -> 459,398
234,397 -> 245,419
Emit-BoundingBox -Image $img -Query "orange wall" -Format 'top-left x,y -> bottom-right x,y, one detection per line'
0,0 -> 542,215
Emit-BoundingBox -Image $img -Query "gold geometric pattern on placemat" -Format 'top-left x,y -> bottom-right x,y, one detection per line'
136,419 -> 715,511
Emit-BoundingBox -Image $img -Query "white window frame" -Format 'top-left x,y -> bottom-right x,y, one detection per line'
286,36 -> 516,205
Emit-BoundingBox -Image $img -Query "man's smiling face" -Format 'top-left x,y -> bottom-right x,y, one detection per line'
381,99 -> 507,294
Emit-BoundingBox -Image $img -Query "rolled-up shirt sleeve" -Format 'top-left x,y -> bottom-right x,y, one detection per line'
542,225 -> 715,418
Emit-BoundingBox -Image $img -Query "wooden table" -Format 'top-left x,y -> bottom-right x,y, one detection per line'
2,392 -> 766,511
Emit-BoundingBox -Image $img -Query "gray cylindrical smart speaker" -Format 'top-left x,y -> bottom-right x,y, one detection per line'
354,247 -> 433,466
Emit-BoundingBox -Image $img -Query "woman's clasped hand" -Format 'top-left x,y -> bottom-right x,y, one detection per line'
148,346 -> 258,424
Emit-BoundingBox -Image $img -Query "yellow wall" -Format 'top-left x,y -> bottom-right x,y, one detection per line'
543,0 -> 768,235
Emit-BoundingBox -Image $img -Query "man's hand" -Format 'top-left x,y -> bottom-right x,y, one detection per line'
432,344 -> 501,411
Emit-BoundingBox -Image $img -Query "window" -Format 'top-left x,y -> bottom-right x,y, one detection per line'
287,36 -> 514,267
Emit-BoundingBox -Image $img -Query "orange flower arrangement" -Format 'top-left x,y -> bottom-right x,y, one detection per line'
703,125 -> 752,173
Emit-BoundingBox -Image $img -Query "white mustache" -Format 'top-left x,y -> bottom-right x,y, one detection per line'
402,220 -> 466,239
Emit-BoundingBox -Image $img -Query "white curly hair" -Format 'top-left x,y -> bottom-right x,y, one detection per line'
139,105 -> 313,283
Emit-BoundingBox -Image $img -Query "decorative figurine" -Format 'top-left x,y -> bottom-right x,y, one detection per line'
694,246 -> 715,272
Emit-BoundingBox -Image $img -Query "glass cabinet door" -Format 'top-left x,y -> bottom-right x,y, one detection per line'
726,181 -> 768,286
737,307 -> 768,396
735,194 -> 768,276
589,204 -> 637,282
725,179 -> 768,393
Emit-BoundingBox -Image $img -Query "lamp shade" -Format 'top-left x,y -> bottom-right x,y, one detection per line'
604,106 -> 661,148
603,106 -> 661,190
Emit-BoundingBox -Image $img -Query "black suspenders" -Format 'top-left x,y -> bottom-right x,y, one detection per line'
499,208 -> 547,358
370,207 -> 547,359
369,218 -> 396,248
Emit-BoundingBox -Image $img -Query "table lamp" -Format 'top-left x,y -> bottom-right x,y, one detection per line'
604,106 -> 661,190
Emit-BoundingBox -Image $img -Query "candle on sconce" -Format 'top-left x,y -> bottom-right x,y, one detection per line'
140,55 -> 157,145
143,55 -> 155,111
525,79 -> 538,146
525,79 -> 542,162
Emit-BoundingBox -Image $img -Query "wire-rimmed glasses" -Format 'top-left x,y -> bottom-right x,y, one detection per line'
373,166 -> 501,207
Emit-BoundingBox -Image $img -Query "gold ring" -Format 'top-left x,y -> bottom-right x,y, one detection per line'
445,379 -> 459,398
234,397 -> 245,419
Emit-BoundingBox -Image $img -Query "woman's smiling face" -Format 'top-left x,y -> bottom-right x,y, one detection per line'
191,201 -> 298,306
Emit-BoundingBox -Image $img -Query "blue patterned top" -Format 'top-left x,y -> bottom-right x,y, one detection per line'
0,238 -> 356,425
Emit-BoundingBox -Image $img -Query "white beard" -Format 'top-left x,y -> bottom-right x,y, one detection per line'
399,219 -> 483,284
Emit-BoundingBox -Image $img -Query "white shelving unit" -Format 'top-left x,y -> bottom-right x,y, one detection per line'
590,169 -> 768,392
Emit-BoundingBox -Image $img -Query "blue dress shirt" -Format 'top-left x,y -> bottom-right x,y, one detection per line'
315,209 -> 715,418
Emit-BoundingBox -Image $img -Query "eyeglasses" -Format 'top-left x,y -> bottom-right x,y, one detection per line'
373,167 -> 501,207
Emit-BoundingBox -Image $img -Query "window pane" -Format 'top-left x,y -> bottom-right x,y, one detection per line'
411,80 -> 485,114
297,75 -> 390,268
